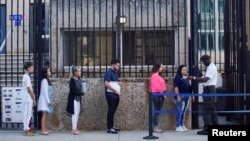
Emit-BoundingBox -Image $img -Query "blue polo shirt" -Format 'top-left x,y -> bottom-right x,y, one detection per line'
104,68 -> 119,98
173,75 -> 192,99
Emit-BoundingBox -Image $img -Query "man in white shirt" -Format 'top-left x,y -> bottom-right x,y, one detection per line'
191,55 -> 219,135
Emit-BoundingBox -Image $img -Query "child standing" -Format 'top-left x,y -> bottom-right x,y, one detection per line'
37,67 -> 53,135
22,62 -> 36,136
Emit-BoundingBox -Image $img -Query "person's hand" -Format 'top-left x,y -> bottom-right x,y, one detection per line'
191,96 -> 195,102
118,82 -> 123,86
33,100 -> 37,106
188,76 -> 194,80
113,90 -> 120,95
177,96 -> 181,103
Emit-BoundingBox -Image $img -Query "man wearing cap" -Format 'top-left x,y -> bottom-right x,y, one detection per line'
191,55 -> 219,135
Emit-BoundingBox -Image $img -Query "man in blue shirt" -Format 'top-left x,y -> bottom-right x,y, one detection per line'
104,59 -> 121,134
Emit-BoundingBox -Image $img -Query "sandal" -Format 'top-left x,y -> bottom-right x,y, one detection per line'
71,130 -> 80,135
153,127 -> 163,133
41,131 -> 49,135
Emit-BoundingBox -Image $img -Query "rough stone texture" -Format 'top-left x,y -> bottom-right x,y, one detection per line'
46,77 -> 192,131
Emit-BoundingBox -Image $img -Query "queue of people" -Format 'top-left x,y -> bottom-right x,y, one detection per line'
22,55 -> 218,136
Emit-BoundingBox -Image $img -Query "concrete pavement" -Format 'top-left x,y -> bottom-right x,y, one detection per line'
0,129 -> 207,141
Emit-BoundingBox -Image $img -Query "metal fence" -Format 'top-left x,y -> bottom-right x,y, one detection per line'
224,0 -> 250,124
2,0 -> 247,129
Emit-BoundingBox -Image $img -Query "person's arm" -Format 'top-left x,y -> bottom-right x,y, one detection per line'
25,76 -> 36,105
104,81 -> 119,95
192,76 -> 209,83
27,87 -> 36,105
174,86 -> 182,103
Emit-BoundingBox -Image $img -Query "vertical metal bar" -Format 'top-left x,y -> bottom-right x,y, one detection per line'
92,0 -> 95,77
146,0 -> 149,76
80,0 -> 83,72
87,0 -> 89,77
116,0 -> 121,61
184,0 -> 187,66
56,0 -> 58,76
190,0 -> 199,129
10,0 -> 13,86
128,0 -> 131,77
99,0 -> 102,77
68,0 -> 70,68
177,0 -> 180,66
61,0 -> 63,77
34,0 -> 43,128
140,0 -> 143,77
74,0 -> 77,65
121,0 -> 124,77
134,0 -> 137,77
105,0 -> 108,75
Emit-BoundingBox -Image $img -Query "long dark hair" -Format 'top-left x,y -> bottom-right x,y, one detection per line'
41,67 -> 51,86
151,61 -> 162,75
176,65 -> 186,77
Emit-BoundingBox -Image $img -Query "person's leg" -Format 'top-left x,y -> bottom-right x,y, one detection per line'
23,102 -> 29,131
71,100 -> 80,134
23,102 -> 34,136
111,97 -> 120,130
75,101 -> 81,131
106,95 -> 119,133
106,95 -> 113,130
181,98 -> 189,126
152,96 -> 163,132
175,100 -> 182,128
211,102 -> 219,125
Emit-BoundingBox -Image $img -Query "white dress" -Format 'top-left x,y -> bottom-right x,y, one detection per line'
37,79 -> 52,113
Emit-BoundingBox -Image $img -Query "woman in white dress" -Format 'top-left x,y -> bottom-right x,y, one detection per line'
37,67 -> 52,135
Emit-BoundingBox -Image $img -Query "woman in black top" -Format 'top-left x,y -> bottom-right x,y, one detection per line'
66,65 -> 84,135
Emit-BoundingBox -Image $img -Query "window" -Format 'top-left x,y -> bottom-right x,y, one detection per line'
123,30 -> 175,65
219,33 -> 224,50
199,0 -> 214,14
63,30 -> 113,66
0,5 -> 6,54
199,32 -> 215,50
63,29 -> 175,66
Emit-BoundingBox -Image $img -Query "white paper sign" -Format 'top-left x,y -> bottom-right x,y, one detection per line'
107,81 -> 121,95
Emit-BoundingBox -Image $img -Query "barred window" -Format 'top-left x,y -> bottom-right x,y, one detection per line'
63,29 -> 175,66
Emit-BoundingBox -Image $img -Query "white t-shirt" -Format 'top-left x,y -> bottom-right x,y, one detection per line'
22,73 -> 33,103
203,62 -> 217,86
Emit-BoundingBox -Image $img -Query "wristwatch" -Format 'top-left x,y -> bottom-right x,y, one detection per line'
193,76 -> 196,80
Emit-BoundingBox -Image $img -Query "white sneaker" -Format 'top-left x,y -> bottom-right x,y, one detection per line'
175,127 -> 184,132
182,126 -> 189,132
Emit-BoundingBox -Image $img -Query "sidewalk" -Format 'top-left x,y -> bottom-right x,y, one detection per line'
0,129 -> 207,141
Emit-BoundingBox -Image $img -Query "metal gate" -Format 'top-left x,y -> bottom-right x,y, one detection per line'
0,0 -> 48,129
224,0 -> 250,124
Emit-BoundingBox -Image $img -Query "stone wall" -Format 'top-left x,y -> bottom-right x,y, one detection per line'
47,77 -> 192,131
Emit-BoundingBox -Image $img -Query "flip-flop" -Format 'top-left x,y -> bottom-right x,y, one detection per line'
41,131 -> 49,135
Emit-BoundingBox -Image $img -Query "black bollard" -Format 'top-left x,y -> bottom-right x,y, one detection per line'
143,92 -> 159,140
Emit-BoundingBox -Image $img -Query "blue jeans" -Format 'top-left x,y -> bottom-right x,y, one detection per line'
152,96 -> 164,127
175,97 -> 189,127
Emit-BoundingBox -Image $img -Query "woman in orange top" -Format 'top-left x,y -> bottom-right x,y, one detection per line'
150,61 -> 167,133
